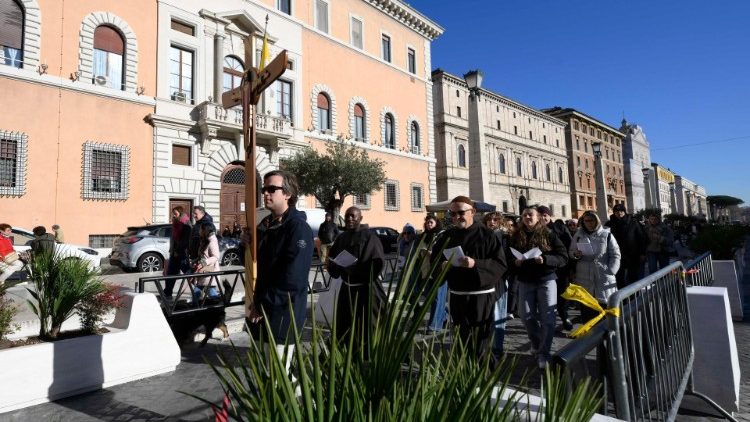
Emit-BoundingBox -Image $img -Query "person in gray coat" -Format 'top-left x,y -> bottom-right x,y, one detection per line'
570,211 -> 621,324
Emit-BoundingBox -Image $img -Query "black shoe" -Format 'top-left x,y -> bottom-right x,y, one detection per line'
563,319 -> 574,331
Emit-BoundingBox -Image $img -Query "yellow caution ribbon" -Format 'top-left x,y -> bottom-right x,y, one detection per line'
561,283 -> 620,339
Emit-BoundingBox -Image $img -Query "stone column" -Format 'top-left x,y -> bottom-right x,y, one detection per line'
213,32 -> 226,103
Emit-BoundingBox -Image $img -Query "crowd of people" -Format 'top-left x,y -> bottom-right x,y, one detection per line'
0,223 -> 65,285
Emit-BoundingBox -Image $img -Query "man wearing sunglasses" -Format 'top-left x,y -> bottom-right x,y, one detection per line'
248,170 -> 314,382
432,195 -> 507,363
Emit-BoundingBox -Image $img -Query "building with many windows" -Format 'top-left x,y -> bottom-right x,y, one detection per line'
0,0 -> 157,246
148,0 -> 442,230
647,163 -> 676,215
619,119 -> 651,213
542,107 -> 627,218
432,70 -> 571,217
674,174 -> 708,218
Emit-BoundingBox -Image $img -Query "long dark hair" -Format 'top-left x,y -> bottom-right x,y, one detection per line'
510,208 -> 552,252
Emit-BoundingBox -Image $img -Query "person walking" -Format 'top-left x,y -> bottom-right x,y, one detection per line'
433,196 -> 507,362
397,223 -> 417,272
537,206 -> 574,331
605,204 -> 647,288
327,206 -> 386,352
51,224 -> 64,243
420,214 -> 448,332
247,170 -> 314,386
189,206 -> 215,266
570,211 -> 621,324
317,212 -> 340,264
644,213 -> 674,274
508,207 -> 568,369
30,226 -> 56,256
192,224 -> 221,300
165,206 -> 191,298
0,224 -> 24,285
483,211 -> 510,358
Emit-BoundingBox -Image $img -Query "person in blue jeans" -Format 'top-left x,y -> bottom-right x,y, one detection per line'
417,214 -> 447,331
483,212 -> 510,357
508,207 -> 568,369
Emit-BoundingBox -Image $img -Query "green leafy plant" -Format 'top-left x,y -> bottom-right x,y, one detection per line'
77,282 -> 124,334
26,251 -> 106,339
689,224 -> 747,260
0,284 -> 19,341
540,366 -> 602,421
191,241 -> 603,421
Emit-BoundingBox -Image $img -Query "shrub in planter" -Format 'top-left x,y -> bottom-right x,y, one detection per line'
190,241 -> 602,420
689,225 -> 746,260
26,250 -> 106,340
0,284 -> 19,341
77,282 -> 124,334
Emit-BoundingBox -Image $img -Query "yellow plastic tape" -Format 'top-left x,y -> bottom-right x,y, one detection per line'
561,283 -> 620,338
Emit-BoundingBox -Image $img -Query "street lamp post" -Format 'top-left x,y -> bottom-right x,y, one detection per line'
642,167 -> 653,210
463,69 -> 489,201
592,141 -> 608,220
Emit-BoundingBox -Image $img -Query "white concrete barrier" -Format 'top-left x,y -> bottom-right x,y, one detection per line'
0,293 -> 181,413
712,260 -> 744,320
491,386 -> 623,421
686,286 -> 740,413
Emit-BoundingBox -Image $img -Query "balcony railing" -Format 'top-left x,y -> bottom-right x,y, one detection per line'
196,101 -> 293,138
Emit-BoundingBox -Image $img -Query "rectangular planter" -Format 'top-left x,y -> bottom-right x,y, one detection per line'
0,293 -> 181,413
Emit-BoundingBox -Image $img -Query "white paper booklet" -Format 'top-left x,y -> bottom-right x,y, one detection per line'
442,245 -> 465,266
511,247 -> 542,260
576,242 -> 595,256
331,250 -> 358,268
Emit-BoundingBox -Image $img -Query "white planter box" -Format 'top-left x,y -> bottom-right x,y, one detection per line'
0,293 -> 181,413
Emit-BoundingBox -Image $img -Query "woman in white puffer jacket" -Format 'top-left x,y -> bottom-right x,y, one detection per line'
570,211 -> 621,323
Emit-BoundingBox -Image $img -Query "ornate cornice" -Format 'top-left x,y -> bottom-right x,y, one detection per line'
363,0 -> 444,40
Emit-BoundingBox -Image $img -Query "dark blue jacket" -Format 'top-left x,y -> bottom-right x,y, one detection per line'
255,207 -> 314,306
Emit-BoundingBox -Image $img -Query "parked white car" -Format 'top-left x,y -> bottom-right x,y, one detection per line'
10,227 -> 102,270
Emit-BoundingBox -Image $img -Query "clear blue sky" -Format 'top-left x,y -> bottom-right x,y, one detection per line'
407,0 -> 750,204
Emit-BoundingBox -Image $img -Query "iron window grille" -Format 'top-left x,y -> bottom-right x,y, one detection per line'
410,184 -> 423,211
0,130 -> 28,197
82,141 -> 130,200
354,193 -> 371,210
384,180 -> 399,211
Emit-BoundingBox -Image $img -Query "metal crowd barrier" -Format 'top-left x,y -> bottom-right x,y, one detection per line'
137,270 -> 245,318
553,256 -> 736,421
683,251 -> 714,287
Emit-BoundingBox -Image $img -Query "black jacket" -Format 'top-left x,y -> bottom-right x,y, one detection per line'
189,213 -> 215,259
318,220 -> 340,244
30,233 -> 56,256
507,228 -> 568,284
605,214 -> 647,262
327,225 -> 385,284
255,207 -> 315,306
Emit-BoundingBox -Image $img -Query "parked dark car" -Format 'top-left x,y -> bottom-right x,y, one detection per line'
110,224 -> 244,272
368,226 -> 399,254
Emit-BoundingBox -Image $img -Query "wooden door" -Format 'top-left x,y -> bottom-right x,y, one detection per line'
220,166 -> 246,231
169,198 -> 193,220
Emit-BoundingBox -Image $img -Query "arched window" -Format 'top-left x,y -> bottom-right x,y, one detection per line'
0,0 -> 24,68
354,103 -> 365,141
317,93 -> 331,132
223,56 -> 243,93
498,154 -> 506,174
458,144 -> 466,167
410,121 -> 420,154
93,25 -> 125,89
516,157 -> 522,176
558,167 -> 564,183
384,113 -> 395,148
531,161 -> 538,179
545,164 -> 551,181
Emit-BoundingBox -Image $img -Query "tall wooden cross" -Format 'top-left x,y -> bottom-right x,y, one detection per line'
221,36 -> 288,316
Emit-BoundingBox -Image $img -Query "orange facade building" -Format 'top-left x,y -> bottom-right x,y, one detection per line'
0,0 -> 157,246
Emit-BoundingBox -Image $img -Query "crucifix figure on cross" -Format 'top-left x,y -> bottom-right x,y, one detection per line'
221,25 -> 288,317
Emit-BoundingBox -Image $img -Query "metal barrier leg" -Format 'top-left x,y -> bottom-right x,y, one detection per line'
685,379 -> 738,422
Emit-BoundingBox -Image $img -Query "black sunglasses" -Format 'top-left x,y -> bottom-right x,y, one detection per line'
451,209 -> 472,216
261,185 -> 285,194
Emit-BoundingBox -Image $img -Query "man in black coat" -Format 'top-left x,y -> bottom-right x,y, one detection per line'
605,204 -> 647,288
433,196 -> 507,362
189,205 -> 215,263
318,212 -> 340,264
537,206 -> 574,331
327,206 -> 385,351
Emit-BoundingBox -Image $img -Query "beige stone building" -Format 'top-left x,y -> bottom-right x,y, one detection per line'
432,70 -> 571,217
542,107 -> 626,218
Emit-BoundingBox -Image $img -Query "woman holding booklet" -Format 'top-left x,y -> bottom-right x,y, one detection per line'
569,210 -> 621,324
507,207 -> 568,369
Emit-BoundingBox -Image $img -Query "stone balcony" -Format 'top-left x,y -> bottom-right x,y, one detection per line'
196,101 -> 293,140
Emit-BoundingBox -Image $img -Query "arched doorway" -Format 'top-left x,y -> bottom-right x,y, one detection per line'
220,164 -> 262,231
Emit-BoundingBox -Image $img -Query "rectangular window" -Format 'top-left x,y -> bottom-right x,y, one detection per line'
0,130 -> 27,196
89,234 -> 118,249
502,201 -> 508,212
318,108 -> 330,131
277,0 -> 291,15
354,193 -> 371,209
381,34 -> 391,62
275,79 -> 293,120
549,204 -> 555,215
384,181 -> 399,211
407,47 -> 416,74
514,126 -> 518,135
543,135 -> 547,144
83,142 -> 129,200
456,106 -> 461,118
410,184 -> 423,211
170,20 -> 194,36
529,131 -> 533,140
315,0 -> 329,33
579,195 -> 585,207
562,205 -> 567,217
354,115 -> 364,140
93,49 -> 123,90
350,17 -> 363,49
497,120 -> 501,130
169,46 -> 193,103
172,144 -> 191,166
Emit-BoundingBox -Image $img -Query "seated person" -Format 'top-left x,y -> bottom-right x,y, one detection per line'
1,223 -> 25,284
